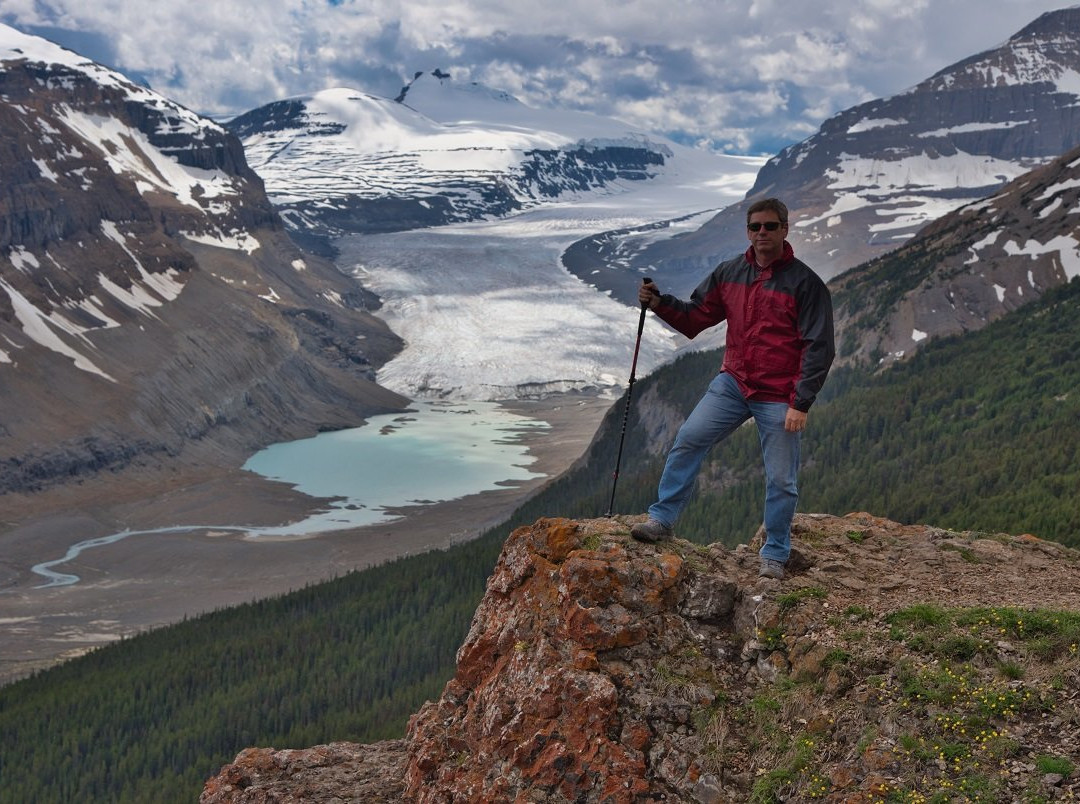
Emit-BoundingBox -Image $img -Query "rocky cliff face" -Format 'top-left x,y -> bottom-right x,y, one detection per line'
0,26 -> 405,496
831,141 -> 1080,367
586,6 -> 1080,300
202,513 -> 1080,802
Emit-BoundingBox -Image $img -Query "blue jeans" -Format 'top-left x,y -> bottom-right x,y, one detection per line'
647,372 -> 800,563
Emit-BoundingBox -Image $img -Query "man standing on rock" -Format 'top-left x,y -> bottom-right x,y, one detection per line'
630,198 -> 835,580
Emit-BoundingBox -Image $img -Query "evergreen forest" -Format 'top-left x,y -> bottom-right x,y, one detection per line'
1,278 -> 1077,803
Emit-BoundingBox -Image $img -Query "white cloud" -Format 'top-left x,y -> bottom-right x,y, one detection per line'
0,0 -> 1069,154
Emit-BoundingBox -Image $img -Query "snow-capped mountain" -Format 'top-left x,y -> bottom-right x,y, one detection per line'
832,140 -> 1080,366
0,24 -> 404,495
227,70 -> 762,256
581,6 -> 1080,300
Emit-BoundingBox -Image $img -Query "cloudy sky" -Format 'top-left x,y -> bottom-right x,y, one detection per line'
0,0 -> 1070,154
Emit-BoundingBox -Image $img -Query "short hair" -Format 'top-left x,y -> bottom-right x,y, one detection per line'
746,198 -> 788,225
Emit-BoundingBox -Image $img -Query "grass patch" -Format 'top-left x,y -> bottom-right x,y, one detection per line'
701,604 -> 1075,802
937,633 -> 985,660
579,533 -> 603,551
822,649 -> 851,669
939,542 -> 979,563
1035,754 -> 1074,777
888,605 -> 1080,664
777,586 -> 827,612
843,604 -> 874,621
996,660 -> 1024,680
653,658 -> 694,697
749,736 -> 817,803
888,603 -> 950,629
757,626 -> 786,651
750,693 -> 782,717
955,607 -> 1080,660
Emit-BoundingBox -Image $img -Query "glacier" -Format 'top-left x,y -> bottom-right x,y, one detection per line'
337,159 -> 761,402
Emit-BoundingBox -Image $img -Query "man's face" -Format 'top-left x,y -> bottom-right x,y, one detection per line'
746,210 -> 787,264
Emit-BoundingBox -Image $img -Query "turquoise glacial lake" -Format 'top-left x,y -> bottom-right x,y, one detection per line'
241,399 -> 550,533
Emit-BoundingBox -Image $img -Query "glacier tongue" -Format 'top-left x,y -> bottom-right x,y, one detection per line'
337,197 -> 733,402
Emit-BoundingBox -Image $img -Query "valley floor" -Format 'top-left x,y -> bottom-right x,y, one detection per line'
0,393 -> 613,687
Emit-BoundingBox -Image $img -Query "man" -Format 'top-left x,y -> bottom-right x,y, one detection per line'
630,198 -> 835,580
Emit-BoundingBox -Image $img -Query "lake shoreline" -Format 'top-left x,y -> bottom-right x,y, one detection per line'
0,392 -> 614,686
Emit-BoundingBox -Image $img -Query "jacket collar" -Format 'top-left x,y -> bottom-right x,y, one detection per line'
744,241 -> 795,272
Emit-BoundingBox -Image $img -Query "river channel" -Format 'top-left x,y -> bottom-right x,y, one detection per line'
30,400 -> 549,588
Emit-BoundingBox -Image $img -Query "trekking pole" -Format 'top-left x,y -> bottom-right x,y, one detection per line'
606,276 -> 652,517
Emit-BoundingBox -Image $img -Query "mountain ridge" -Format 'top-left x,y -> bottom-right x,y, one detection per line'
574,6 -> 1080,306
0,23 -> 406,497
831,140 -> 1080,366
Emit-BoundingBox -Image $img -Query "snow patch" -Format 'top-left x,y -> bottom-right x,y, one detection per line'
65,294 -> 121,329
918,120 -> 1030,138
1038,197 -> 1063,219
847,117 -> 907,133
54,108 -> 240,213
181,229 -> 261,254
798,151 -> 1042,239
1,23 -> 221,138
1003,234 -> 1080,280
7,246 -> 40,273
100,221 -> 186,303
826,151 -> 1030,193
0,277 -> 114,380
965,230 -> 1002,264
1037,177 -> 1080,201
32,157 -> 59,182
794,193 -> 871,229
1053,67 -> 1080,96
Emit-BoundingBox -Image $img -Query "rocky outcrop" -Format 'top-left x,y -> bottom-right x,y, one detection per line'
202,513 -> 1080,802
201,741 -> 408,802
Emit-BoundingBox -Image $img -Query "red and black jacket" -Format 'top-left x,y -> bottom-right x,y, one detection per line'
653,242 -> 835,412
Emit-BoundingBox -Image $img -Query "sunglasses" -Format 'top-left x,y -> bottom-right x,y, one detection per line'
747,221 -> 783,232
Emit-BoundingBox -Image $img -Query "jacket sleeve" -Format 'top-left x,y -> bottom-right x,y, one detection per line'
653,264 -> 728,339
792,275 -> 835,412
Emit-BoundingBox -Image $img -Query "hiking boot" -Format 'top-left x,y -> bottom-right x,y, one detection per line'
631,518 -> 674,543
759,558 -> 786,580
